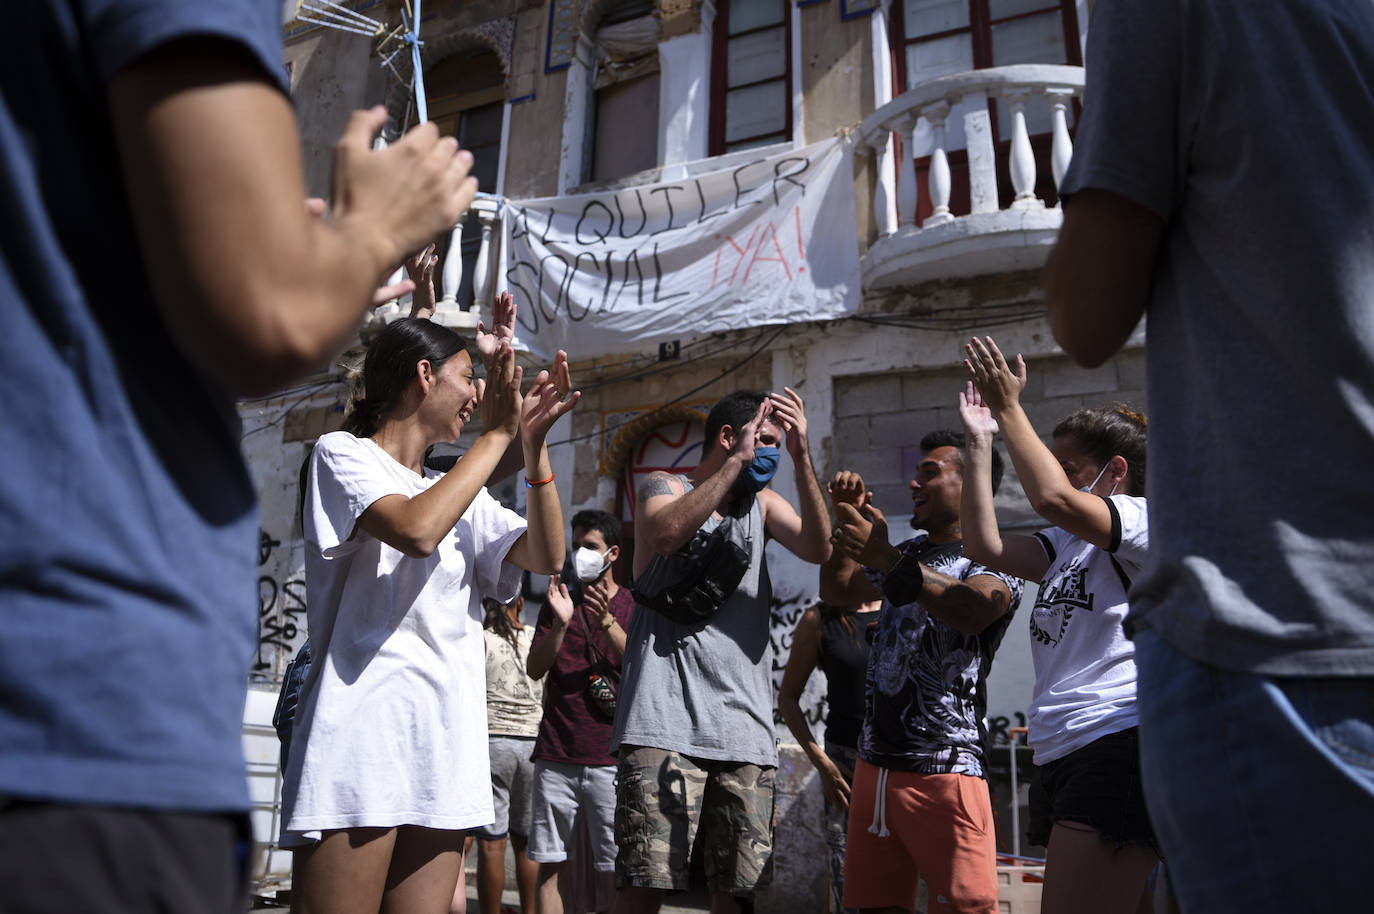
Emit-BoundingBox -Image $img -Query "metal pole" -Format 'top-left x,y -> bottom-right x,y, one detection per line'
411,0 -> 427,124
1009,726 -> 1028,858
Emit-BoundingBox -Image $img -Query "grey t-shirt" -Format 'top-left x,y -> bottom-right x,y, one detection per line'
611,484 -> 777,766
1060,0 -> 1374,675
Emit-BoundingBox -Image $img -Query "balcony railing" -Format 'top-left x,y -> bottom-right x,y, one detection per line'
369,193 -> 501,332
856,64 -> 1085,288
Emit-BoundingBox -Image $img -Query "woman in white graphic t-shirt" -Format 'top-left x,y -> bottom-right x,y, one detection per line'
281,308 -> 577,914
957,336 -> 1160,914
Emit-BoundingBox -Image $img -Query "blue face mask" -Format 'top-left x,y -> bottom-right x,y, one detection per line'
741,446 -> 781,492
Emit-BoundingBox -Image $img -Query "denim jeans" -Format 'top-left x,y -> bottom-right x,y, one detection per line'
1134,628 -> 1374,912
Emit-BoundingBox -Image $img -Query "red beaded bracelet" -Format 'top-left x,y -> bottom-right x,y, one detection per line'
525,472 -> 557,488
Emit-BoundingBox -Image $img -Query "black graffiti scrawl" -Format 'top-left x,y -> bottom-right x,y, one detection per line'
253,526 -> 307,679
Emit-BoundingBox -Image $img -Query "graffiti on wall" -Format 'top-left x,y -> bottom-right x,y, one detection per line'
766,545 -> 829,739
252,526 -> 307,682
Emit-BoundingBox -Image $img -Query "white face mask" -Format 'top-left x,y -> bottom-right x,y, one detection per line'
572,545 -> 611,582
1079,462 -> 1119,497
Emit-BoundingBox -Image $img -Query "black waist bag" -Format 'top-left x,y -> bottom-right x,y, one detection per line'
632,518 -> 751,625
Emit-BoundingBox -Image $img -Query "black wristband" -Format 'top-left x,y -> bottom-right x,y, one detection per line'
881,548 -> 926,606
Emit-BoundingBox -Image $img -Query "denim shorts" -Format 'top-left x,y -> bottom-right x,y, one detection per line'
1027,726 -> 1158,851
528,760 -> 618,870
475,735 -> 536,840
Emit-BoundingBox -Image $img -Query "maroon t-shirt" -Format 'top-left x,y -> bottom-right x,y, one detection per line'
531,586 -> 635,766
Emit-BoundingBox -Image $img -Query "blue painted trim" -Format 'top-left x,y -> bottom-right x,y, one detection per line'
543,0 -> 572,74
840,0 -> 880,19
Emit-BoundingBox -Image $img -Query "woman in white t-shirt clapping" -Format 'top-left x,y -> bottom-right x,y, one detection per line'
282,313 -> 577,914
957,336 -> 1157,914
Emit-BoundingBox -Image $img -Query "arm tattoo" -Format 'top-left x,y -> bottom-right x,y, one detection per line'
637,473 -> 679,501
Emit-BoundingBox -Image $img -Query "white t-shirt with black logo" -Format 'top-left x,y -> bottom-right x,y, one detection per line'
1027,495 -> 1148,764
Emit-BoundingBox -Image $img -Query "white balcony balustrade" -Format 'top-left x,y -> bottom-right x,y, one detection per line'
856,64 -> 1085,288
368,194 -> 502,333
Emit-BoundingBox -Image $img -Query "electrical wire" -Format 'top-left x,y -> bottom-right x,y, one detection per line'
232,300 -> 1030,447
544,324 -> 787,450
569,330 -> 765,393
853,304 -> 1044,333
239,379 -> 344,442
232,327 -> 752,445
238,376 -> 347,404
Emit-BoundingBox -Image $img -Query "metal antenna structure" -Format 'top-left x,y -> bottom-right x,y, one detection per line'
286,0 -> 430,124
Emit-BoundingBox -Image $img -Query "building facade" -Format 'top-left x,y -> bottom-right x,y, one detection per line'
242,0 -> 1146,903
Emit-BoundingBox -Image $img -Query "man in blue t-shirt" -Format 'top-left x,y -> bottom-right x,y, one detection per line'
822,431 -> 1021,914
1043,1 -> 1374,910
0,2 -> 479,910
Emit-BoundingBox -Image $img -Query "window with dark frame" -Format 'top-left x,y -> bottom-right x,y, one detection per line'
892,0 -> 1081,216
710,0 -> 793,156
426,51 -> 505,309
588,0 -> 660,184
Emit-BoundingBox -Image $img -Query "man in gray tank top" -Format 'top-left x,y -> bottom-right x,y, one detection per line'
610,389 -> 831,914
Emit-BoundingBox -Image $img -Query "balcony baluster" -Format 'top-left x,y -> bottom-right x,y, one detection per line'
473,214 -> 496,310
896,114 -> 918,228
435,220 -> 466,325
1004,88 -> 1040,210
873,134 -> 898,236
1047,88 -> 1075,194
923,102 -> 954,227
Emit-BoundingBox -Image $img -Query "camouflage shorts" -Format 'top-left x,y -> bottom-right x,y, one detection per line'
614,745 -> 776,894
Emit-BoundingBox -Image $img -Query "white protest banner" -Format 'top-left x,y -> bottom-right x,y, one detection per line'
501,136 -> 861,360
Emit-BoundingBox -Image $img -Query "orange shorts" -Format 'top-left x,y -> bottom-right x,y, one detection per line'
842,758 -> 998,914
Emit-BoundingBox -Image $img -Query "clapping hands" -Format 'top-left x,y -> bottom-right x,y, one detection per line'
521,350 -> 580,447
957,382 -> 999,444
963,336 -> 1027,415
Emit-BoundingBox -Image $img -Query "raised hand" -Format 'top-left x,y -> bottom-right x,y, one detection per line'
404,242 -> 438,319
479,341 -> 522,439
582,577 -> 614,628
476,290 -> 517,366
521,350 -> 580,446
828,471 -> 871,511
331,107 -> 478,273
370,274 -> 416,307
305,197 -> 418,305
545,573 -> 575,626
958,381 -> 1000,443
964,336 -> 1028,415
768,387 -> 810,461
730,398 -> 774,466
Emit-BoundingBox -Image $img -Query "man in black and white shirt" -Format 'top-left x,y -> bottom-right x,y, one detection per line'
822,430 -> 1022,914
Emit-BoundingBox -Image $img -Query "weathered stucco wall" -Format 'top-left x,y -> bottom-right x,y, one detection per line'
799,1 -> 874,144
503,0 -> 570,199
238,374 -> 352,684
284,29 -> 374,199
